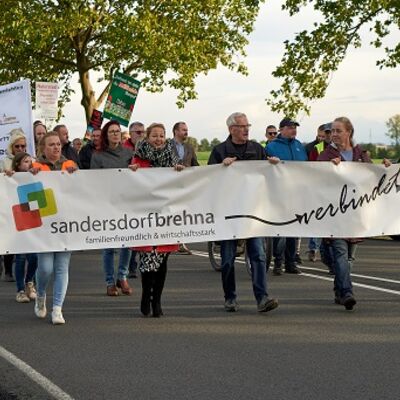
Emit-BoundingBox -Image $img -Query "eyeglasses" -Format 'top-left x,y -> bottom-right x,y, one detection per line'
232,124 -> 251,129
14,144 -> 26,149
267,131 -> 278,136
108,130 -> 121,135
130,130 -> 144,135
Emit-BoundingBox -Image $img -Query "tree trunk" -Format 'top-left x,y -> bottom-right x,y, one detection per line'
79,68 -> 96,124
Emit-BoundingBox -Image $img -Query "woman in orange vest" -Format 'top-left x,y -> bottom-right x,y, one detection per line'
32,131 -> 77,325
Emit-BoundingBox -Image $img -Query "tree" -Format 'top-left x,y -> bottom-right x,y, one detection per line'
199,138 -> 211,152
210,138 -> 221,148
267,1 -> 400,116
359,143 -> 377,159
186,137 -> 199,151
0,0 -> 262,124
386,114 -> 400,151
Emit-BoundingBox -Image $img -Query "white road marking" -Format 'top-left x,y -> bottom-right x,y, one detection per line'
192,251 -> 400,296
0,345 -> 74,400
300,265 -> 400,285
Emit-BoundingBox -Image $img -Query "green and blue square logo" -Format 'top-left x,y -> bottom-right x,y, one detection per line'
12,182 -> 57,231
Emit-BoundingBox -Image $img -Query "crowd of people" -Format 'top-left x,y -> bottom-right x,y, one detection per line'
0,112 -> 393,324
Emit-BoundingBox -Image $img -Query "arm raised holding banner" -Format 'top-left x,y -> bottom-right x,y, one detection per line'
207,112 -> 278,314
29,131 -> 77,325
129,123 -> 182,318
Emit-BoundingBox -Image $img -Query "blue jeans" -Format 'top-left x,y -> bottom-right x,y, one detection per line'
308,238 -> 321,251
331,240 -> 354,298
220,238 -> 268,303
36,252 -> 71,308
102,248 -> 130,286
273,237 -> 296,268
15,253 -> 38,292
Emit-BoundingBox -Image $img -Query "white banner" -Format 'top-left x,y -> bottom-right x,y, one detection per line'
0,161 -> 399,254
35,82 -> 58,120
0,80 -> 34,160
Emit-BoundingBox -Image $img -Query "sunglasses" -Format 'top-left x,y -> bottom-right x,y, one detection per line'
14,144 -> 27,149
268,132 -> 278,136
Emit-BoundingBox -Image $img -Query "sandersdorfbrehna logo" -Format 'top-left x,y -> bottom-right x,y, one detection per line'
12,182 -> 57,231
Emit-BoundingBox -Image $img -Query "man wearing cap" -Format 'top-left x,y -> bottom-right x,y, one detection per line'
266,118 -> 307,275
208,112 -> 278,314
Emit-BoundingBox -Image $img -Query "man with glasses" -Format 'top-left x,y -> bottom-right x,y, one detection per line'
265,125 -> 278,144
208,112 -> 278,313
124,121 -> 145,151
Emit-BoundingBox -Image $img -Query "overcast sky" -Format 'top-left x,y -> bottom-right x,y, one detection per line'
57,0 -> 400,145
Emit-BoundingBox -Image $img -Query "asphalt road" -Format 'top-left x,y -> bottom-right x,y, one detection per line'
0,239 -> 399,400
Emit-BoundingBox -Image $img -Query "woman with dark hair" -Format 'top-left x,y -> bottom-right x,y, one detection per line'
318,116 -> 390,311
90,120 -> 133,296
130,123 -> 184,317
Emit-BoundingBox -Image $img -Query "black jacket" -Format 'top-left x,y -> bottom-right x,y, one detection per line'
208,136 -> 266,165
79,141 -> 95,170
62,142 -> 80,167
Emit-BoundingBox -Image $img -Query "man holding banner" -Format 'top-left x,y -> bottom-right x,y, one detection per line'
208,112 -> 278,313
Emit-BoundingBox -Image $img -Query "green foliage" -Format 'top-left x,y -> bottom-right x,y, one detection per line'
210,137 -> 222,147
386,114 -> 400,150
186,136 -> 199,151
199,138 -> 211,151
0,0 -> 262,122
267,0 -> 400,117
360,143 -> 378,159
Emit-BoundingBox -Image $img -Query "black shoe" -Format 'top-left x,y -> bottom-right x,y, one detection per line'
285,266 -> 302,274
224,298 -> 239,312
295,253 -> 303,264
272,267 -> 282,276
141,291 -> 151,316
152,301 -> 162,317
340,294 -> 356,310
141,298 -> 151,317
257,296 -> 278,313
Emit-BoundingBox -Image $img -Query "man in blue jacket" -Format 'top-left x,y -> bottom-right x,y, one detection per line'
266,118 -> 307,275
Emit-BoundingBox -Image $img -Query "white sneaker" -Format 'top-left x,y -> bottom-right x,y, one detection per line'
16,290 -> 30,303
34,296 -> 47,318
51,306 -> 65,325
25,282 -> 37,300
